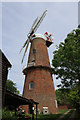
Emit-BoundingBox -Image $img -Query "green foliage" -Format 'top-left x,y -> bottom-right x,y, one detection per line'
55,88 -> 70,106
58,109 -> 68,114
52,25 -> 80,110
56,86 -> 80,110
6,80 -> 20,95
52,25 -> 80,88
67,85 -> 80,111
2,107 -> 17,120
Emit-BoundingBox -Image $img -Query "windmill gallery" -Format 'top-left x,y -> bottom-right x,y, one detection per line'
20,10 -> 58,114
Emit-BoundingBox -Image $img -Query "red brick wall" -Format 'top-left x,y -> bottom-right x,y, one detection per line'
23,37 -> 58,114
28,38 -> 50,67
58,106 -> 68,109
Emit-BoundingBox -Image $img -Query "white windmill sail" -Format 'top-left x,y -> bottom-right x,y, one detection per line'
20,10 -> 47,63
33,10 -> 47,33
20,17 -> 38,54
19,39 -> 28,53
21,38 -> 30,63
29,17 -> 38,35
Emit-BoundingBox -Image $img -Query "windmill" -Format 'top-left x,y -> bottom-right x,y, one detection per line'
21,10 -> 58,114
20,10 -> 47,63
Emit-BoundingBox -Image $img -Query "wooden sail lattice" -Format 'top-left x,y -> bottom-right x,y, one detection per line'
20,10 -> 47,63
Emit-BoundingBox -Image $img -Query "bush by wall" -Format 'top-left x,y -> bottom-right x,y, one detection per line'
2,107 -> 17,120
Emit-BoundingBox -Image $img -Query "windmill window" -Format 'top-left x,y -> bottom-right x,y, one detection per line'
29,82 -> 34,90
32,60 -> 35,62
33,49 -> 36,54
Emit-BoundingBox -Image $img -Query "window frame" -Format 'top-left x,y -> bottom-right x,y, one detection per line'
33,49 -> 36,54
29,81 -> 34,90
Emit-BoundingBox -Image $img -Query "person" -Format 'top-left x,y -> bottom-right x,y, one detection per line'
21,109 -> 26,118
22,109 -> 25,114
16,107 -> 22,117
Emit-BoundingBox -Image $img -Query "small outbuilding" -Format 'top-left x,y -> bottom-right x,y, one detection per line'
5,90 -> 39,120
0,50 -> 39,120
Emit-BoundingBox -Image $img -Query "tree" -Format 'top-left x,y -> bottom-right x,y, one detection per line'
6,80 -> 20,95
52,25 -> 80,110
55,88 -> 70,106
67,84 -> 80,111
55,87 -> 80,110
52,25 -> 80,88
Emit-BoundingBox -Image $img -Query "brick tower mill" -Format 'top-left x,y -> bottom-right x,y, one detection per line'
20,10 -> 58,114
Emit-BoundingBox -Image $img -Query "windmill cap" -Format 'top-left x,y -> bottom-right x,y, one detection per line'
31,33 -> 47,41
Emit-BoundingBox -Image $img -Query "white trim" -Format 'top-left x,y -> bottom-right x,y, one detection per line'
31,33 -> 46,41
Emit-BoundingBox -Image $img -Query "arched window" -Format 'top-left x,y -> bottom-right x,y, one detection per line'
29,82 -> 34,90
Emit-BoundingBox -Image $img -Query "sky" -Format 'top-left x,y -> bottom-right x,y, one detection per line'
1,2 -> 78,94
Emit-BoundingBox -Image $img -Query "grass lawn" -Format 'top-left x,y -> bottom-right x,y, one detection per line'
3,108 -> 79,120
61,109 -> 74,120
24,109 -> 80,120
60,109 -> 80,120
32,109 -> 68,120
17,109 -> 80,120
58,109 -> 68,114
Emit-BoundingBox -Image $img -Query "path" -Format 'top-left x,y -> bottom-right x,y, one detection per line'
68,109 -> 76,120
56,109 -> 71,120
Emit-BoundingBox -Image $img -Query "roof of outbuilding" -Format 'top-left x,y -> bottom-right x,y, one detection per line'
0,49 -> 12,68
5,90 -> 39,107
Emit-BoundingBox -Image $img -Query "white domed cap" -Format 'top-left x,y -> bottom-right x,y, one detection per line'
31,33 -> 47,40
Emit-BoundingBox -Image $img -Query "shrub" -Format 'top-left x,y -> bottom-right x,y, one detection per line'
2,107 -> 17,120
